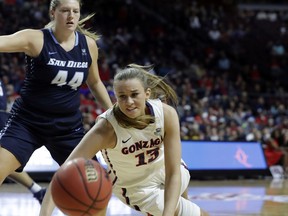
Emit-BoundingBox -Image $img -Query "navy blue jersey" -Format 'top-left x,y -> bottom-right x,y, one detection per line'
20,28 -> 92,114
0,29 -> 95,170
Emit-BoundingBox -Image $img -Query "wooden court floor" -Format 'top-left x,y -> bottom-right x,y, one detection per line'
0,178 -> 288,216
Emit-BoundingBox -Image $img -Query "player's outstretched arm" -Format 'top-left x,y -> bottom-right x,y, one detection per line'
40,118 -> 115,216
162,103 -> 182,216
39,185 -> 55,216
0,29 -> 42,57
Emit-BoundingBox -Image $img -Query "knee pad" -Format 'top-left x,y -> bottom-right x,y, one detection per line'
176,197 -> 201,216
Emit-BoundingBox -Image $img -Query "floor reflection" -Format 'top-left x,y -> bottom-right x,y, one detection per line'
1,179 -> 288,216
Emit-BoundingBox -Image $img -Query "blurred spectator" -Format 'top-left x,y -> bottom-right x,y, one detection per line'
263,128 -> 288,173
2,0 -> 288,172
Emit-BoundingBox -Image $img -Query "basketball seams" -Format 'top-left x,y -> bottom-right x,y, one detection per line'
94,168 -> 112,203
53,162 -> 104,214
54,171 -> 92,208
74,160 -> 101,201
51,158 -> 112,215
79,160 -> 103,214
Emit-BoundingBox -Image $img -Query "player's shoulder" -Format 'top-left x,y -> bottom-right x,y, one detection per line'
84,35 -> 97,47
18,29 -> 43,37
162,103 -> 177,117
96,115 -> 114,131
83,35 -> 98,58
17,29 -> 43,57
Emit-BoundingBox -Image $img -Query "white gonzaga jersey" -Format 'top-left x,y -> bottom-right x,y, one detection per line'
100,99 -> 165,188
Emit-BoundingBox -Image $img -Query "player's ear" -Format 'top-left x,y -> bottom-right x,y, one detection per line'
145,88 -> 151,99
50,10 -> 55,20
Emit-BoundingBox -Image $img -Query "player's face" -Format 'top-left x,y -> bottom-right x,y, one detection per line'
52,0 -> 80,31
114,78 -> 151,119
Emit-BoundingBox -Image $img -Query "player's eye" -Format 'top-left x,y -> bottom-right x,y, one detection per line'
119,95 -> 127,100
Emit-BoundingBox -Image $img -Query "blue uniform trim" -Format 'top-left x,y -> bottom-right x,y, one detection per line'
48,28 -> 79,46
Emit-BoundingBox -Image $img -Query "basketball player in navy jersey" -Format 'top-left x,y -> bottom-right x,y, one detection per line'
0,0 -> 112,210
42,64 -> 209,216
0,79 -> 46,203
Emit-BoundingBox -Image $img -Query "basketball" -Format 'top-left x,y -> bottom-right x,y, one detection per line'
51,158 -> 112,216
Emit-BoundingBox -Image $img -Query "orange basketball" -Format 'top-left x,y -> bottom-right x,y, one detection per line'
51,158 -> 112,216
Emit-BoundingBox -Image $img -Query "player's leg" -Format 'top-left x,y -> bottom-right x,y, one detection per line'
8,171 -> 39,189
110,164 -> 198,215
177,164 -> 210,216
0,113 -> 45,199
180,161 -> 191,201
181,188 -> 189,199
175,196 -> 211,216
0,147 -> 21,185
8,171 -> 46,203
40,117 -> 87,215
201,210 -> 210,216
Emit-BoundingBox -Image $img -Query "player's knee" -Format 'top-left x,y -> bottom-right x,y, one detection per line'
0,148 -> 21,183
200,209 -> 210,216
181,188 -> 189,199
176,197 -> 201,216
96,207 -> 107,216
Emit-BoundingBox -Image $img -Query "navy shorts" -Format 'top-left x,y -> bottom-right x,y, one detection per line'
0,111 -> 9,129
0,99 -> 85,172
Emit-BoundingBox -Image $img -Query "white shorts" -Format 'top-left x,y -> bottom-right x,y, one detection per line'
112,164 -> 200,216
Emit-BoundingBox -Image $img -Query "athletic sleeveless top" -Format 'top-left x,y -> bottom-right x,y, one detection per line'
100,99 -> 165,188
19,28 -> 92,114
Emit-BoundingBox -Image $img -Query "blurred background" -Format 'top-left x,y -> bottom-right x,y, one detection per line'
1,0 -> 288,180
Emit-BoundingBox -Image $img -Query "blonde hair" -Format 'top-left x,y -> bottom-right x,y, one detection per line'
44,0 -> 100,41
113,64 -> 178,129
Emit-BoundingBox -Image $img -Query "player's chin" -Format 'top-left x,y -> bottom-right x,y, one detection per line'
125,110 -> 140,119
65,24 -> 76,30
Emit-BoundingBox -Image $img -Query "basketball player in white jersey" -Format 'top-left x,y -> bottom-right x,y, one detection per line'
41,64 -> 209,216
